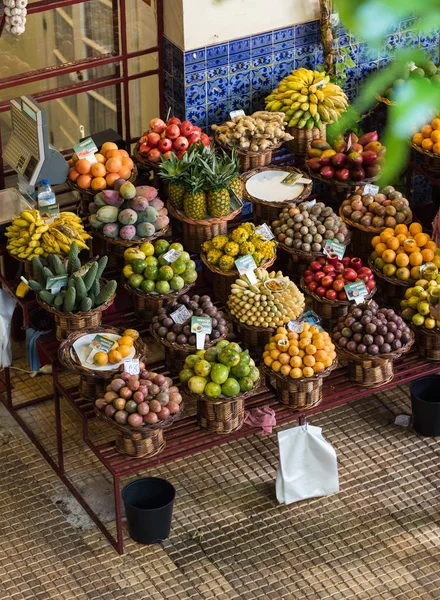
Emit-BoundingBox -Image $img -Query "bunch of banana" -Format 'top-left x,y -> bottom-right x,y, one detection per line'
265,68 -> 348,130
5,209 -> 91,261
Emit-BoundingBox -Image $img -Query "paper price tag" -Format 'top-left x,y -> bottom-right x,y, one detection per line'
408,61 -> 417,71
20,276 -> 29,286
281,172 -> 312,185
170,305 -> 191,324
124,359 -> 140,375
162,249 -> 181,263
344,280 -> 368,304
255,223 -> 274,241
315,78 -> 326,89
235,254 -> 257,284
230,189 -> 243,210
346,136 -> 352,151
287,320 -> 304,333
46,274 -> 68,294
302,199 -> 316,210
39,203 -> 60,223
324,239 -> 346,260
191,316 -> 212,350
73,137 -> 98,164
229,109 -> 245,119
395,414 -> 411,427
362,184 -> 379,196
88,334 -> 115,353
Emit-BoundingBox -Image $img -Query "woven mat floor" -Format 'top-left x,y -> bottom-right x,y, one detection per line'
1,356 -> 440,600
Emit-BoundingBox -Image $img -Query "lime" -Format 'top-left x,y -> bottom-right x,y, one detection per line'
169,242 -> 184,252
158,265 -> 174,281
144,266 -> 158,280
228,342 -> 242,353
170,275 -> 185,291
216,340 -> 230,350
231,362 -> 250,378
181,268 -> 197,284
196,349 -> 206,359
185,354 -> 201,369
239,351 -> 251,365
144,256 -> 159,268
132,259 -> 147,274
186,260 -> 197,271
155,280 -> 170,294
129,274 -> 143,288
122,264 -> 133,279
221,378 -> 240,397
140,279 -> 155,293
179,368 -> 194,384
239,376 -> 254,392
158,254 -> 169,267
204,382 -> 221,398
140,241 -> 155,256
218,348 -> 240,368
188,375 -> 207,394
171,260 -> 186,275
194,359 -> 211,377
210,363 -> 229,384
154,239 -> 170,256
179,251 -> 191,263
204,347 -> 219,362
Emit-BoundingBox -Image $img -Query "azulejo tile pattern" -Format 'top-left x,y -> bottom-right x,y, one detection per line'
164,18 -> 439,134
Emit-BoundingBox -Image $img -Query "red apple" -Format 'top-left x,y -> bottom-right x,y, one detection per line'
147,132 -> 161,148
315,271 -> 326,283
179,120 -> 194,136
326,289 -> 337,301
323,265 -> 335,275
358,267 -> 372,278
343,268 -> 357,281
167,117 -> 181,126
147,148 -> 161,163
321,275 -> 334,289
139,143 -> 151,156
187,132 -> 201,145
158,137 -> 173,153
166,124 -> 180,140
304,275 -> 315,285
308,281 -> 319,293
173,136 -> 189,151
310,260 -> 323,272
316,286 -> 327,297
149,118 -> 166,133
332,279 -> 345,292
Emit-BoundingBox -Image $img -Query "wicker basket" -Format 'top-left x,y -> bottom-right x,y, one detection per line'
263,361 -> 336,410
67,166 -> 138,215
241,166 -> 313,224
368,257 -> 412,309
412,142 -> 440,174
201,253 -> 276,305
215,134 -> 282,172
307,167 -> 380,207
122,279 -> 195,322
150,324 -> 228,374
414,326 -> 440,361
167,201 -> 242,254
36,281 -> 116,340
229,313 -> 275,358
185,376 -> 260,434
58,327 -> 147,399
336,332 -> 414,388
284,123 -> 327,156
95,404 -> 183,458
132,145 -> 160,173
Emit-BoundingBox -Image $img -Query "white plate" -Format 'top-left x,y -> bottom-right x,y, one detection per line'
71,333 -> 135,371
245,170 -> 305,203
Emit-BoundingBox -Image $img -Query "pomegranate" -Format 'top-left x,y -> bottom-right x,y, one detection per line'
179,120 -> 194,136
149,118 -> 166,133
173,136 -> 189,151
147,132 -> 161,147
166,124 -> 181,139
158,138 -> 172,153
147,148 -> 161,163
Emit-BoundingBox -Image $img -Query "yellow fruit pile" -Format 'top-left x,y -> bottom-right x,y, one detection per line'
412,117 -> 440,154
401,278 -> 440,329
370,222 -> 439,281
92,331 -> 138,366
262,324 -> 336,379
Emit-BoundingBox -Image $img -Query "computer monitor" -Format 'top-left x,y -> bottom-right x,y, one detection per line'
4,96 -> 68,186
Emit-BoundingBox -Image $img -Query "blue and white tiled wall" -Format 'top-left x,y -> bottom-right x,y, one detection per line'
163,19 -> 439,130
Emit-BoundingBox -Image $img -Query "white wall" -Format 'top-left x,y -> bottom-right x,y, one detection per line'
182,0 -> 320,50
163,0 -> 184,49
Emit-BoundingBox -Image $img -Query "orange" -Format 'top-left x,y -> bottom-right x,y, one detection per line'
91,176 -> 107,191
289,367 -> 303,379
303,367 -> 314,378
93,351 -> 108,366
395,224 -> 409,235
264,356 -> 273,367
323,356 -> 333,368
76,158 -> 91,174
270,349 -> 280,360
117,149 -> 130,158
290,356 -> 302,368
288,345 -> 299,356
118,335 -> 134,347
431,130 -> 440,143
422,248 -> 434,262
117,344 -> 132,358
299,338 -> 310,349
386,236 -> 399,251
395,252 -> 409,267
403,238 -> 417,253
273,333 -> 285,342
91,162 -> 107,177
305,344 -> 317,355
422,138 -> 434,151
432,118 -> 440,130
118,167 -> 132,180
94,153 -> 106,164
108,349 -> 122,364
280,365 -> 291,377
409,251 -> 423,267
68,168 -> 80,182
414,232 -> 429,247
380,228 -> 395,243
71,153 -> 79,164
375,242 -> 386,257
68,159 -> 74,167
298,350 -> 305,358
278,353 -> 290,365
122,157 -> 134,169
123,329 -> 139,340
433,143 -> 440,155
313,362 -> 325,373
271,360 -> 281,372
315,350 -> 328,363
263,351 -> 269,358
101,141 -> 119,155
106,149 -> 121,159
276,340 -> 289,352
312,337 -> 325,350
409,222 -> 422,236
412,132 -> 423,146
396,233 -> 407,244
77,174 -> 92,189
421,124 -> 433,138
303,355 -> 316,367
410,266 -> 421,280
382,249 -> 396,263
106,173 -> 120,187
424,240 -> 437,251
106,157 -> 123,173
396,267 -> 410,281
371,235 -> 381,248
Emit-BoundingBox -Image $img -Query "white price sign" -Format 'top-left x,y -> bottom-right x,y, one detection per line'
170,305 -> 191,324
124,359 -> 140,375
362,184 -> 379,196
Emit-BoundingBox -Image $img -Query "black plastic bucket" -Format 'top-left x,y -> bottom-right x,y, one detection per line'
122,477 -> 175,544
410,375 -> 440,437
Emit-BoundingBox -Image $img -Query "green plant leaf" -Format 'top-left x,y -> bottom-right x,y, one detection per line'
345,56 -> 356,68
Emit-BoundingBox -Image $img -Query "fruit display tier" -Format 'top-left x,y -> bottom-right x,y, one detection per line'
241,166 -> 313,224
215,134 -> 283,171
413,326 -> 440,361
411,141 -> 440,174
262,360 -> 336,410
93,224 -> 169,267
57,328 -> 147,400
167,201 -> 242,254
201,253 -> 276,305
278,239 -> 351,282
36,280 -> 117,341
367,257 -> 412,308
285,122 -> 327,156
228,314 -> 275,358
122,279 -> 195,322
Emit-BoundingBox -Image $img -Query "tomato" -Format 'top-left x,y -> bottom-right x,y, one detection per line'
323,265 -> 335,275
308,281 -> 319,293
338,291 -> 348,301
321,275 -> 334,288
332,279 -> 345,292
314,271 -> 326,282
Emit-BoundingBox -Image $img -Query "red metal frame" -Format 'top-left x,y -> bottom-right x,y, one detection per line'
0,0 -> 164,188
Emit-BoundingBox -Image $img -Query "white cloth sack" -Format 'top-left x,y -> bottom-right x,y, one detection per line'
0,288 -> 17,368
276,424 -> 339,504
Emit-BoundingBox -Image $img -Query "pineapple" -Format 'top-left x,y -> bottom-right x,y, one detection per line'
158,152 -> 190,210
203,151 -> 236,217
229,176 -> 242,200
182,164 -> 207,220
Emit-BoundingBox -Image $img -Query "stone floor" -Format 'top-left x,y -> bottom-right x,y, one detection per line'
1,346 -> 439,600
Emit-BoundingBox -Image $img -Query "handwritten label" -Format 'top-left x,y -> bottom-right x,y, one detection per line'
344,280 -> 368,304
73,137 -> 98,164
395,414 -> 411,427
229,109 -> 246,120
170,305 -> 191,324
191,316 -> 212,350
162,249 -> 181,263
255,223 -> 274,241
362,184 -> 379,196
46,274 -> 68,294
235,254 -> 257,284
324,239 -> 346,260
124,358 -> 140,375
281,172 -> 312,186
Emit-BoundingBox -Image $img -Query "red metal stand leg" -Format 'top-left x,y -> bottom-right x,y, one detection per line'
113,475 -> 124,555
